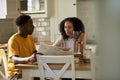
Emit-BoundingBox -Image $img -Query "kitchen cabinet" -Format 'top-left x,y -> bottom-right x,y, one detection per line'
56,0 -> 77,22
0,0 -> 19,18
19,0 -> 53,18
6,0 -> 53,18
6,0 -> 20,18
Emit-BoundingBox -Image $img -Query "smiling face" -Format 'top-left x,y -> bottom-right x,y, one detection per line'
64,21 -> 74,38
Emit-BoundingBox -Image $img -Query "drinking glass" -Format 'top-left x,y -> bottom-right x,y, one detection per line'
73,31 -> 81,41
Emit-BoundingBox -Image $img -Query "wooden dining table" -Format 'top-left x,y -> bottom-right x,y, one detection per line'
15,58 -> 93,80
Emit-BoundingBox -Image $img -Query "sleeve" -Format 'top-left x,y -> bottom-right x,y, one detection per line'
30,35 -> 36,52
52,37 -> 63,47
8,39 -> 19,58
28,35 -> 36,53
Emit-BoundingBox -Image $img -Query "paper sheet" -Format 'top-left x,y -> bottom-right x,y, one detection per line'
38,44 -> 72,55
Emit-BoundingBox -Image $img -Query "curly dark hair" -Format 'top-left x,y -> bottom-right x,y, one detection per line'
59,17 -> 85,40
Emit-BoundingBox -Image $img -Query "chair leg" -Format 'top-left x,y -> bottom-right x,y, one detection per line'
9,73 -> 22,80
0,71 -> 5,79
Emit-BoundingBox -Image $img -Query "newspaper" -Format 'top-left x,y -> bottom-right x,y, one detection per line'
37,44 -> 72,55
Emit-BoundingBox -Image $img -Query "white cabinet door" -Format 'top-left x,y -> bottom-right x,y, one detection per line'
57,0 -> 77,23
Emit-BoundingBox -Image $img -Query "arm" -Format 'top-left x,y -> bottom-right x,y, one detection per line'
12,55 -> 30,64
11,52 -> 36,64
12,51 -> 44,64
52,36 -> 64,47
77,33 -> 85,54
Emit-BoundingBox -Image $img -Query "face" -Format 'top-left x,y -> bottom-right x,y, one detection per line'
64,21 -> 74,37
24,19 -> 34,35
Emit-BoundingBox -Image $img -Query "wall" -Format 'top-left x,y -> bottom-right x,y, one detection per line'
97,0 -> 120,80
32,18 -> 51,42
0,19 -> 17,43
77,0 -> 98,44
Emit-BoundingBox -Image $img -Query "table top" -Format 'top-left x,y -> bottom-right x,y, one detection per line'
15,61 -> 91,71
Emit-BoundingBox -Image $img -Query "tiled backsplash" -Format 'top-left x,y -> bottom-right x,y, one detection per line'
32,18 -> 51,42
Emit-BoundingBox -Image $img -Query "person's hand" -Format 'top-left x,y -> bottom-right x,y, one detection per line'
28,53 -> 36,63
36,52 -> 44,55
77,32 -> 84,44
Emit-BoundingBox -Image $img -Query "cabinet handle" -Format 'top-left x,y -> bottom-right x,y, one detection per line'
73,3 -> 76,6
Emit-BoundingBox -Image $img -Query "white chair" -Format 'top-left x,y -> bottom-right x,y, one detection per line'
0,49 -> 21,80
0,49 -> 8,79
37,55 -> 75,80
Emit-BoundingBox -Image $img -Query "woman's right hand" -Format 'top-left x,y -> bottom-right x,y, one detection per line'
77,32 -> 84,43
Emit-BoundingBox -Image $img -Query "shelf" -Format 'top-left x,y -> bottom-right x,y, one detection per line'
21,10 -> 45,14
